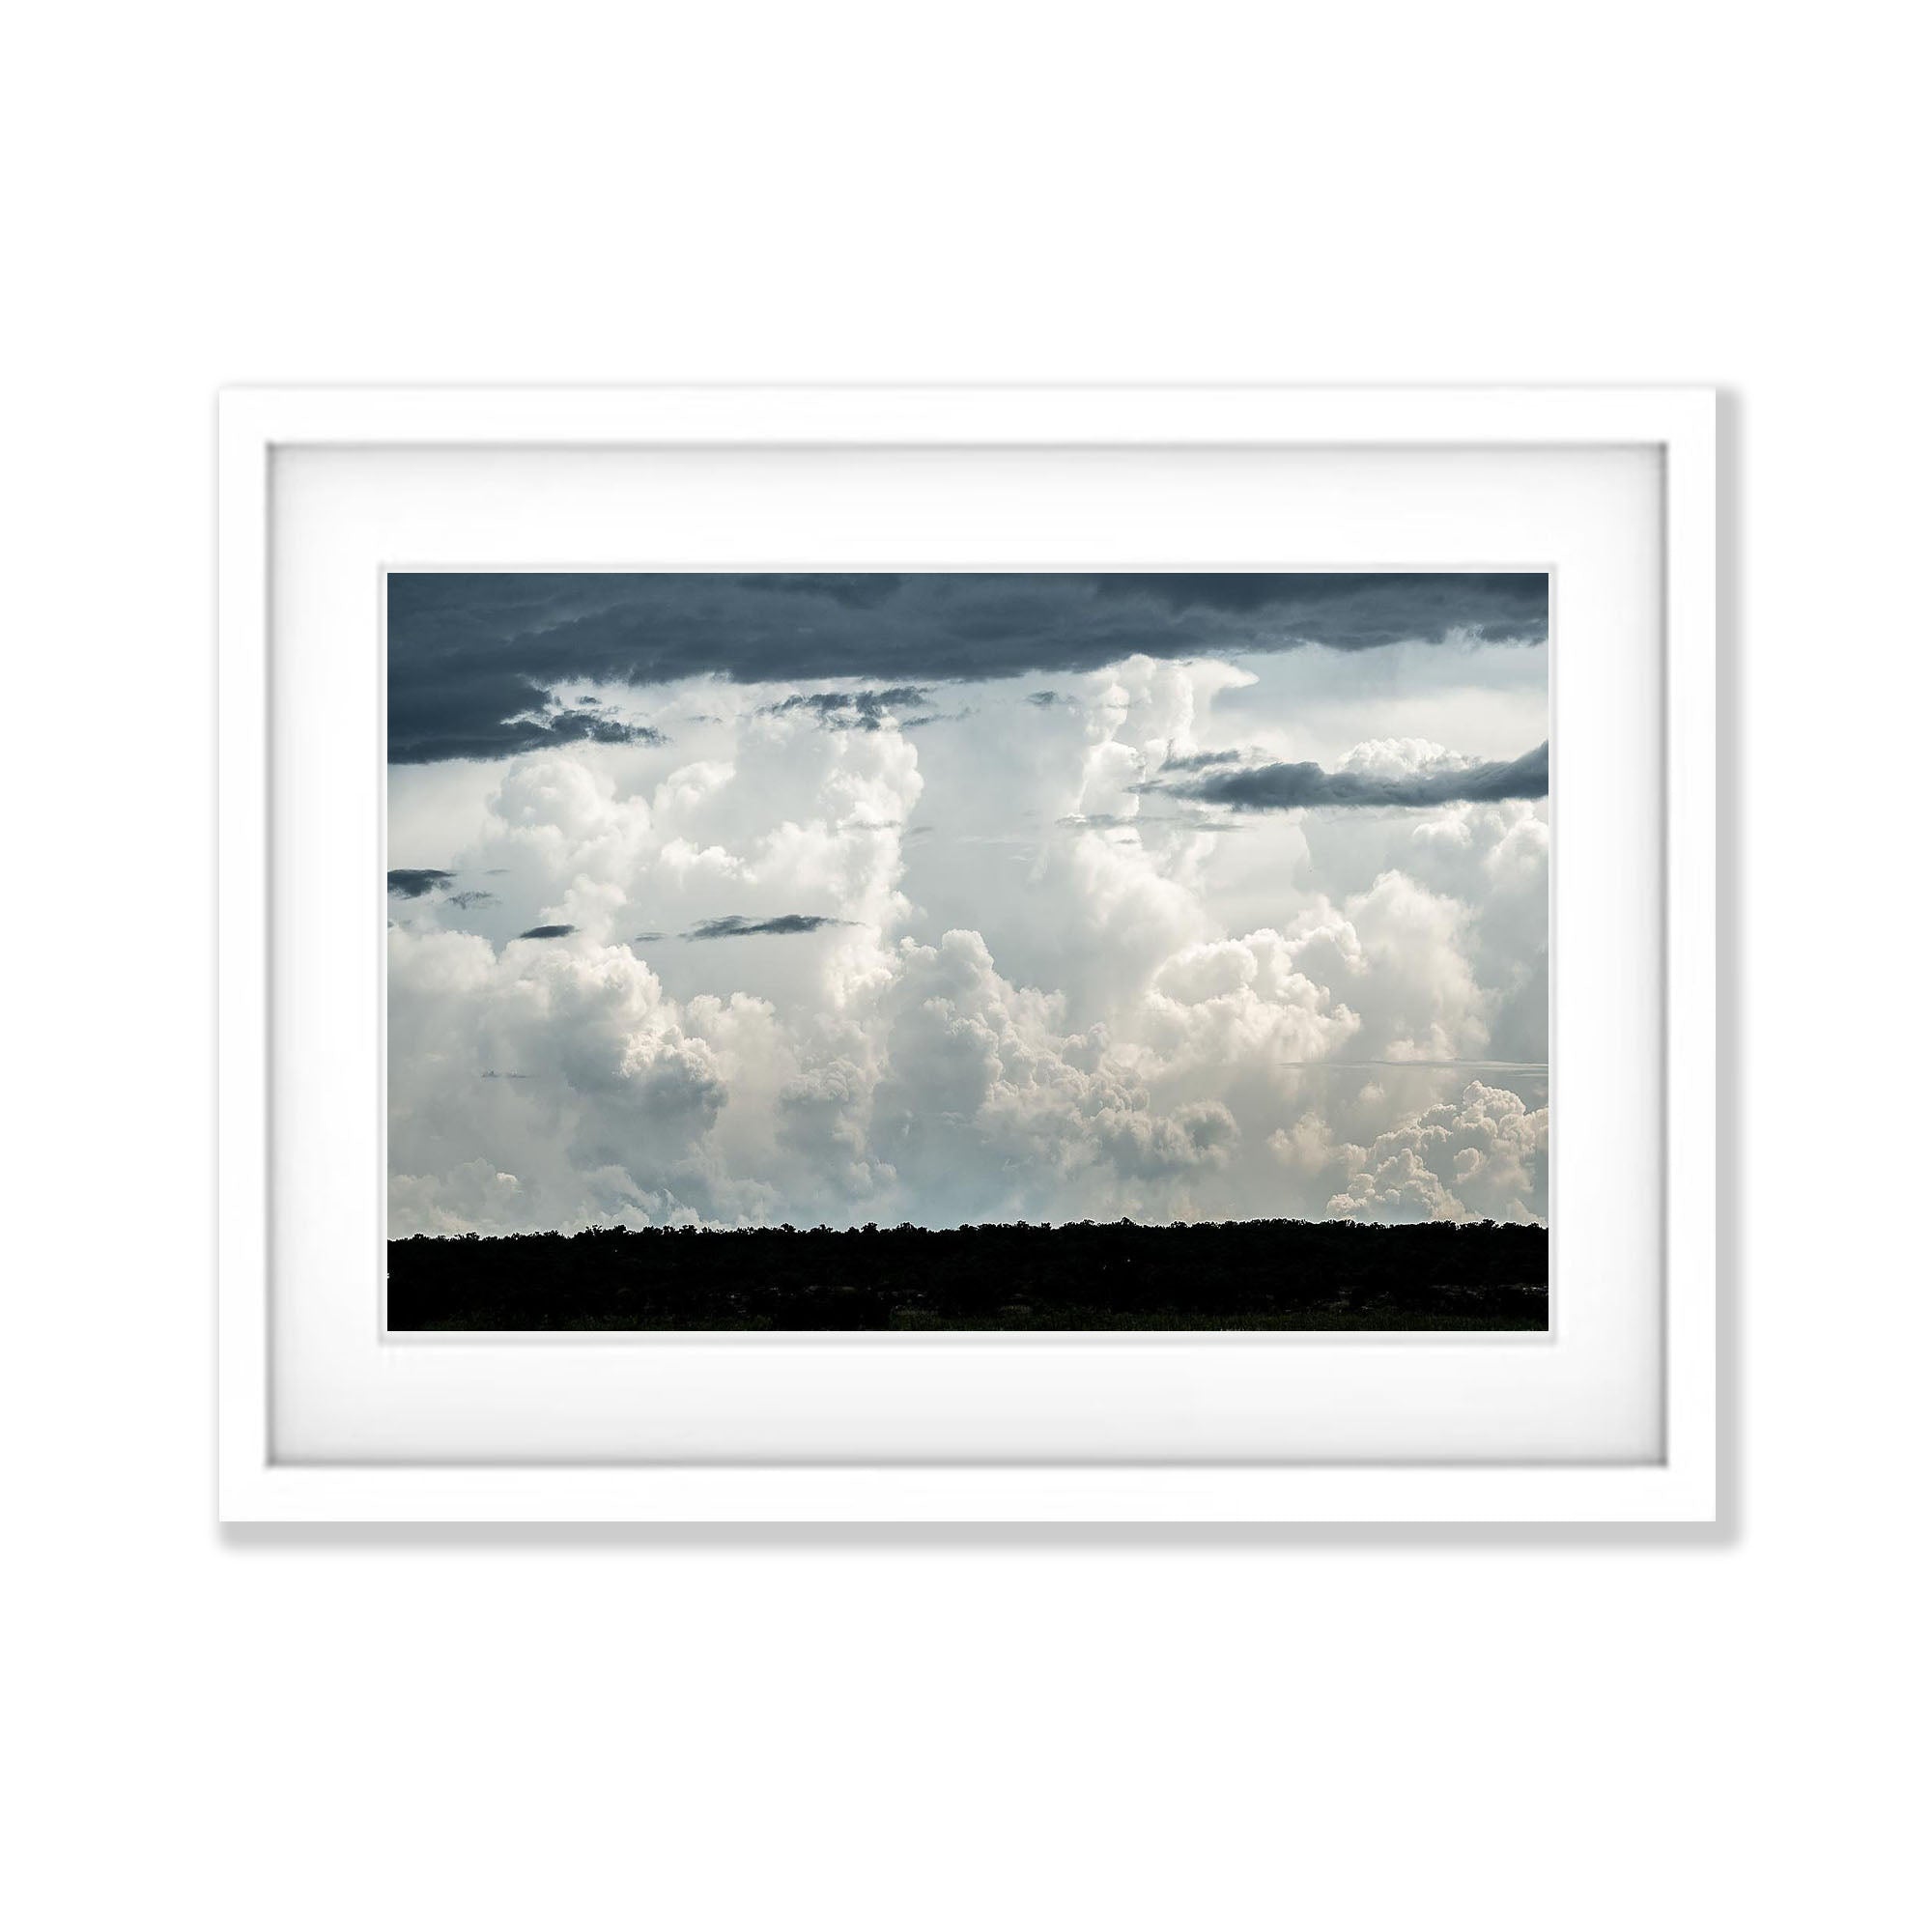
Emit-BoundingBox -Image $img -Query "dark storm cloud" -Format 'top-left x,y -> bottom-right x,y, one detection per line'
762,686 -> 930,731
1158,748 -> 1247,772
387,867 -> 454,897
1164,742 -> 1549,811
1094,574 -> 1547,644
685,914 -> 852,939
385,654 -> 669,762
735,573 -> 904,609
516,923 -> 578,940
387,572 -> 1547,764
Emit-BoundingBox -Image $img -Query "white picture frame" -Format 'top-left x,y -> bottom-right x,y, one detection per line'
218,385 -> 1717,1523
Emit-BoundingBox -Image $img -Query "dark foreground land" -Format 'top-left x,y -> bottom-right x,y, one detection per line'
388,1219 -> 1548,1331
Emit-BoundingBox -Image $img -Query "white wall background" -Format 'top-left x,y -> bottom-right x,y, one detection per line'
5,5 -> 1924,1926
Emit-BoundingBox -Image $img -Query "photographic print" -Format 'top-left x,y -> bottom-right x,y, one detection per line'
385,571 -> 1549,1331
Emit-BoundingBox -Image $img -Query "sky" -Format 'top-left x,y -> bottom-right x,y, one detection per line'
386,572 -> 1549,1236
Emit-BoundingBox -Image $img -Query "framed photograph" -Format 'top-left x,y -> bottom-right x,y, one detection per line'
218,385 -> 1716,1522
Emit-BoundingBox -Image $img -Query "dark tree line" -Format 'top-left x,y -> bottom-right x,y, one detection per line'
387,1217 -> 1548,1332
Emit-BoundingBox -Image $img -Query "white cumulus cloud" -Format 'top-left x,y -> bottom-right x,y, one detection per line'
387,652 -> 1548,1233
